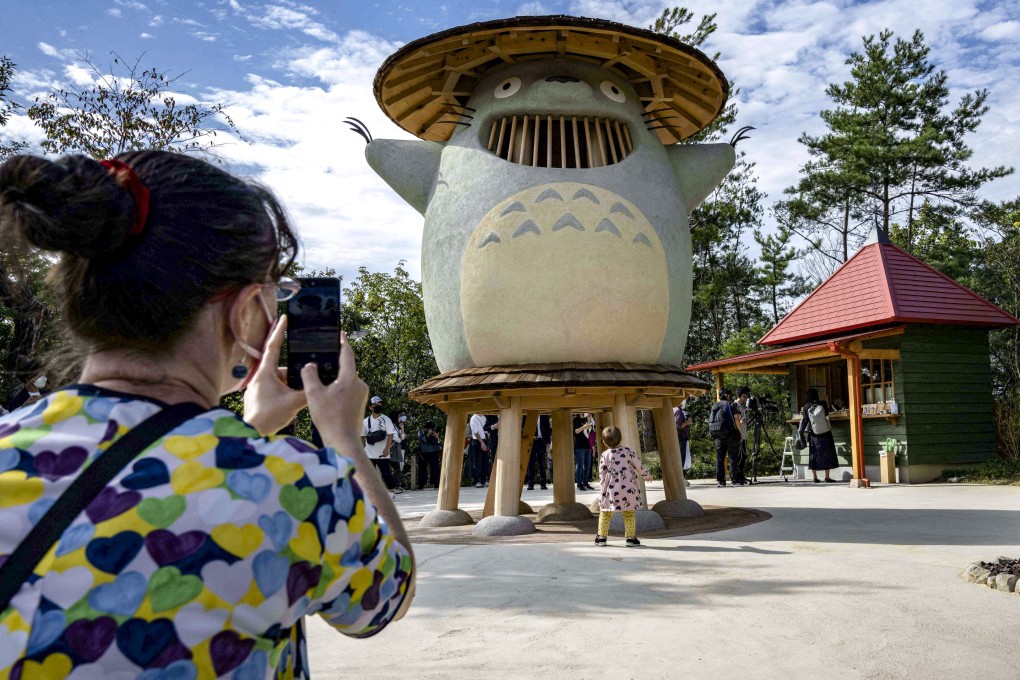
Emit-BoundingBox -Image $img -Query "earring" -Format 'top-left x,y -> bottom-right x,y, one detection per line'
232,364 -> 249,380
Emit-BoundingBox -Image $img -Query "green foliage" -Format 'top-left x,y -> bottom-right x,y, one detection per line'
941,459 -> 1020,485
27,52 -> 244,158
0,56 -> 28,161
787,29 -> 1011,258
755,225 -> 809,324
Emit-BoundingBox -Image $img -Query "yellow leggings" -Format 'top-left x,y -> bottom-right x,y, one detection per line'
598,510 -> 636,539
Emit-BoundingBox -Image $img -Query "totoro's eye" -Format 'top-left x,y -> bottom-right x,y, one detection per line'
494,76 -> 522,99
600,80 -> 626,103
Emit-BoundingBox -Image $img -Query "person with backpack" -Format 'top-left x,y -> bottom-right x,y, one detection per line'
797,388 -> 839,482
709,388 -> 746,487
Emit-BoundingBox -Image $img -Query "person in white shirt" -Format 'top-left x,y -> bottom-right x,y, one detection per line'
362,395 -> 398,493
468,412 -> 489,488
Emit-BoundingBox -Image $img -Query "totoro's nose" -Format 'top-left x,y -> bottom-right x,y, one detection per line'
545,75 -> 580,83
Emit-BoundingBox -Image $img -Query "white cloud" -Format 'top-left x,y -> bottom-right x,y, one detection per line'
245,4 -> 340,42
106,8 -> 123,18
37,42 -> 61,58
149,15 -> 164,26
193,31 -> 219,42
516,1 -> 550,14
234,54 -> 254,62
114,0 -> 149,10
208,30 -> 421,278
140,32 -> 154,39
980,20 -> 1020,42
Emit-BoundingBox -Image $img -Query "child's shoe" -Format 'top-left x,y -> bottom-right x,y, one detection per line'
594,535 -> 607,546
625,537 -> 641,547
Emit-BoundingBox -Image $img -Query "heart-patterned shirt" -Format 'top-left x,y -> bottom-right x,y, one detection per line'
0,386 -> 412,679
598,446 -> 652,511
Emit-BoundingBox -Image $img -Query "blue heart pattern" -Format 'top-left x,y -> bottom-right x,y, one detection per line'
252,550 -> 289,597
86,531 -> 144,574
228,470 -> 271,503
89,571 -> 147,616
257,511 -> 292,551
122,458 -> 171,490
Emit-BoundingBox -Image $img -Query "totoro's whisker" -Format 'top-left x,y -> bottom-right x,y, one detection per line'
646,124 -> 680,132
439,108 -> 474,119
641,107 -> 672,118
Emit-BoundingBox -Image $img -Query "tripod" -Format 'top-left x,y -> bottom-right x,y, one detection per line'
743,409 -> 783,484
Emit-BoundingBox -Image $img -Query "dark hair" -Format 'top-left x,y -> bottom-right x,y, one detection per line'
602,426 -> 622,448
720,388 -> 733,400
805,388 -> 820,403
737,386 -> 751,397
425,421 -> 436,430
0,152 -> 298,354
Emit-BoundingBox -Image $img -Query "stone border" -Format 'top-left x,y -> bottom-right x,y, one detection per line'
408,505 -> 770,545
960,561 -> 1020,595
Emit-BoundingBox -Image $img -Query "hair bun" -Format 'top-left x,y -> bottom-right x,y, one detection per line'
0,154 -> 135,258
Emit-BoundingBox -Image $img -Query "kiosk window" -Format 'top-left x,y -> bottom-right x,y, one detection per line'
861,359 -> 894,405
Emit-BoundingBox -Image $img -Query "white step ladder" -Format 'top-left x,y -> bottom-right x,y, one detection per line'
781,436 -> 796,481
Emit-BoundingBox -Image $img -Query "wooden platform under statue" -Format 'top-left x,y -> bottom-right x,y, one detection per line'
409,363 -> 711,536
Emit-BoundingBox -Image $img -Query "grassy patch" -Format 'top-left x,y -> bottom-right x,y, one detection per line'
941,458 -> 1020,485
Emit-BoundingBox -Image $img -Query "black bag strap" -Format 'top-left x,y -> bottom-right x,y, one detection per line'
0,401 -> 206,614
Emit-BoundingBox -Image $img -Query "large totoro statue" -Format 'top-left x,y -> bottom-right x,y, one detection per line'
352,16 -> 745,373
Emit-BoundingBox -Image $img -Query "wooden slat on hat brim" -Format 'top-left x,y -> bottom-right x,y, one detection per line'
374,15 -> 728,144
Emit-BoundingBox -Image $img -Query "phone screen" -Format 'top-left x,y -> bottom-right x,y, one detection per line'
286,277 -> 340,389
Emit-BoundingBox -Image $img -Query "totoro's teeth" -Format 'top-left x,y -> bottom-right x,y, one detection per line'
487,114 -> 632,169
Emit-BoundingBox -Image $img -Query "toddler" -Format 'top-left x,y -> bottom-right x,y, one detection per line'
596,426 -> 653,547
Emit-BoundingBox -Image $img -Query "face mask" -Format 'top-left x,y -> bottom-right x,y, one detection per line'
234,291 -> 276,390
399,415 -> 407,423
372,405 -> 383,414
34,377 -> 47,389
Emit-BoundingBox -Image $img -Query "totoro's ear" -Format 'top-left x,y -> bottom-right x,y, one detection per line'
365,139 -> 444,215
666,143 -> 736,213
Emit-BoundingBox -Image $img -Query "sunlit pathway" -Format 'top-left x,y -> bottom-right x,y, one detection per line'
307,481 -> 1020,680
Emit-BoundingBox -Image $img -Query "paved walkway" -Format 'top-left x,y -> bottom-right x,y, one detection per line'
307,480 -> 1020,680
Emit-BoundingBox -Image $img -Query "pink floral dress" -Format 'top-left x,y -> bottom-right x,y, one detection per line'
598,446 -> 650,511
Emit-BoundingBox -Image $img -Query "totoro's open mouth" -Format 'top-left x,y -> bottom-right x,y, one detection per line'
486,115 -> 632,169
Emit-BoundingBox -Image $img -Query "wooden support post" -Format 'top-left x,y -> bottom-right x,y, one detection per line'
652,401 -> 687,501
436,408 -> 466,511
494,397 -> 523,516
847,356 -> 866,481
551,409 -> 575,504
611,395 -> 645,508
715,372 -> 724,401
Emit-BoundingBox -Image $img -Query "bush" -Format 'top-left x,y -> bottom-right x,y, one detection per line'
942,458 -> 1020,485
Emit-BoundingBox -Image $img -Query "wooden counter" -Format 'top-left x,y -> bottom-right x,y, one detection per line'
787,412 -> 900,426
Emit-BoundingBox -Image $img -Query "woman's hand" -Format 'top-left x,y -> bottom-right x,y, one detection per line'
244,316 -> 307,435
302,331 -> 369,449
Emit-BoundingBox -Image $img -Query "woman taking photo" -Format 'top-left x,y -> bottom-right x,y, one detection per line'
0,152 -> 414,678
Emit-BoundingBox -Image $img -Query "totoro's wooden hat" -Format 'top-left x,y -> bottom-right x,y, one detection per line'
374,15 -> 729,145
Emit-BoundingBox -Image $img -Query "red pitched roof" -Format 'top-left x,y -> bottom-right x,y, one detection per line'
759,241 -> 1019,346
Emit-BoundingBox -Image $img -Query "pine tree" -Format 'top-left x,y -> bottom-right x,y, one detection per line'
781,29 -> 1012,258
755,226 -> 808,325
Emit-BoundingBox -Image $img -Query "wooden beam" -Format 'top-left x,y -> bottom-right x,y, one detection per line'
518,411 -> 539,499
857,350 -> 901,361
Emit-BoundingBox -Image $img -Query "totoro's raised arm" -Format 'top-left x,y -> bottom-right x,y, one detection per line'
666,143 -> 735,214
365,139 -> 443,215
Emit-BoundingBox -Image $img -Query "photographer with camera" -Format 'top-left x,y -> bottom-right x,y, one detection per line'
417,420 -> 443,489
709,388 -> 746,486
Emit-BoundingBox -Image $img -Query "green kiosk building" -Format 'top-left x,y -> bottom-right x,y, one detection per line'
689,228 -> 1018,484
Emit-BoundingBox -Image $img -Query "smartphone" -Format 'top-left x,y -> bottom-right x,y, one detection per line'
286,277 -> 341,389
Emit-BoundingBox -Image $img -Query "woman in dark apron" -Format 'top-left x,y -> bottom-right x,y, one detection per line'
798,388 -> 839,482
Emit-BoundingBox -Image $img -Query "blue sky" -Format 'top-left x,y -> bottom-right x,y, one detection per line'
2,0 -> 1019,283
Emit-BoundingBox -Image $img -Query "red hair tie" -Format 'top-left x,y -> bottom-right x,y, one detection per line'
100,159 -> 150,235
